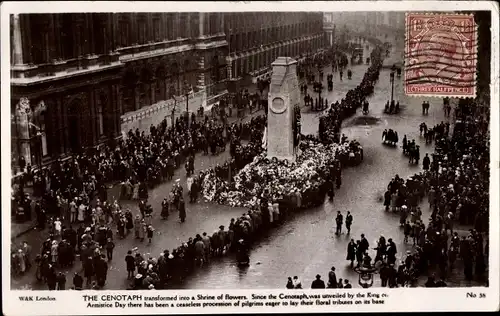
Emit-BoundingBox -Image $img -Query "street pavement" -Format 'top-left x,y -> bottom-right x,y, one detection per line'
11,43 -> 485,290
174,45 -> 485,289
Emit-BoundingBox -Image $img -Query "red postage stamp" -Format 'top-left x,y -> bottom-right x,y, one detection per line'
405,13 -> 477,97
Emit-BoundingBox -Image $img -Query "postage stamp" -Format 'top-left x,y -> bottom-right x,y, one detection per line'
405,13 -> 477,97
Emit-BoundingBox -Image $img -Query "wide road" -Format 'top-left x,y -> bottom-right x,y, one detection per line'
11,44 -> 373,291
12,42 -> 480,290
177,44 -> 481,289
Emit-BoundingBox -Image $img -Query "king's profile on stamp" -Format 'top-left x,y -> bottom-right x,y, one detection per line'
405,13 -> 477,97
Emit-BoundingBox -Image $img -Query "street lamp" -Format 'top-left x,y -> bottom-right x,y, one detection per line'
317,79 -> 324,111
389,68 -> 395,106
182,80 -> 193,127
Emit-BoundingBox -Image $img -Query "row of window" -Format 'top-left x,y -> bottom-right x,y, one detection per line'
19,13 -> 320,65
230,37 -> 321,78
20,13 -> 224,65
228,22 -> 319,53
224,12 -> 322,33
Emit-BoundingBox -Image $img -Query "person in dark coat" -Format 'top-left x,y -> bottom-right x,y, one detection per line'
311,274 -> 326,289
178,198 -> 186,223
125,250 -> 135,279
386,238 -> 397,264
355,240 -> 364,267
335,211 -> 343,235
286,277 -> 294,289
96,255 -> 108,287
360,234 -> 369,253
380,263 -> 389,287
105,238 -> 115,261
346,239 -> 357,267
161,198 -> 169,219
46,265 -> 57,290
345,211 -> 353,234
56,272 -> 66,290
384,190 -> 391,211
388,264 -> 398,288
147,225 -> 154,244
83,257 -> 94,287
327,267 -> 337,288
422,153 -> 430,170
73,272 -> 83,290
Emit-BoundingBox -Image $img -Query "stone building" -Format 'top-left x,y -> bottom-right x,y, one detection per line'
10,12 -> 325,168
224,12 -> 325,90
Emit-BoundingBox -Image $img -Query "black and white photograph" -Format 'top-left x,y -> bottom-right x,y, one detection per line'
2,1 -> 499,314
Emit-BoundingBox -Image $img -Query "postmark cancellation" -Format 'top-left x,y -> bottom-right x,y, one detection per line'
405,13 -> 477,98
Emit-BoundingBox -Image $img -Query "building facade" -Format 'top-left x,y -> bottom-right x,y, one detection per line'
10,12 -> 325,168
324,12 -> 405,45
224,12 -> 325,90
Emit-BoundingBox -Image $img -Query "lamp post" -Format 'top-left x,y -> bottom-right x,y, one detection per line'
389,67 -> 395,105
181,80 -> 192,127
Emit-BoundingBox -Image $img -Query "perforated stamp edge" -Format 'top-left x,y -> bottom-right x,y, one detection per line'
403,12 -> 478,99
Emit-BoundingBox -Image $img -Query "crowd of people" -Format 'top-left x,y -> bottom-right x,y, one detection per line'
119,44 -> 381,290
9,106 -> 267,288
318,44 -> 384,144
382,129 -> 399,147
13,35 -> 486,291
380,97 -> 489,286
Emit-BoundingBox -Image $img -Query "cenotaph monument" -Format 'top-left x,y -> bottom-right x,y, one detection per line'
267,57 -> 300,162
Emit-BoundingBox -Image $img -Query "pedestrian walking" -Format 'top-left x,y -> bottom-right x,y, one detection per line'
105,238 -> 115,261
345,211 -> 353,234
125,250 -> 135,279
56,272 -> 66,290
335,211 -> 343,235
179,197 -> 186,223
147,225 -> 154,244
346,239 -> 357,267
73,272 -> 83,290
327,267 -> 337,288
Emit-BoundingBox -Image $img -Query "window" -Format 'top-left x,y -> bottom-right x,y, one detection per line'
93,15 -> 106,55
167,13 -> 174,40
138,19 -> 146,44
230,35 -> 236,52
179,13 -> 188,38
210,13 -> 218,35
97,98 -> 104,136
119,21 -> 129,48
153,18 -> 161,42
